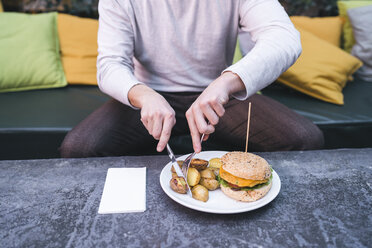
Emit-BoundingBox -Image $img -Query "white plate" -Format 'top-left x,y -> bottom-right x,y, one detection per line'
159,151 -> 281,214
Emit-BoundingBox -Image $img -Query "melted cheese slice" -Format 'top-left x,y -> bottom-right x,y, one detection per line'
220,167 -> 268,187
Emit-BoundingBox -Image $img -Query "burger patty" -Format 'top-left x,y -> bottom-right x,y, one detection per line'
219,166 -> 269,187
218,174 -> 272,191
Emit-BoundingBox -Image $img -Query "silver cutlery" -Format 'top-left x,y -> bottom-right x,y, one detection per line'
166,143 -> 192,196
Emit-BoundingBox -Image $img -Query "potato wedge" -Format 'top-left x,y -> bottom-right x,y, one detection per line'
170,177 -> 188,194
209,157 -> 222,169
191,185 -> 209,202
187,168 -> 200,186
200,168 -> 216,179
190,158 -> 208,171
200,178 -> 219,190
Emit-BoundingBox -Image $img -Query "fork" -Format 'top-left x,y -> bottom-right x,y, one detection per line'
181,133 -> 206,177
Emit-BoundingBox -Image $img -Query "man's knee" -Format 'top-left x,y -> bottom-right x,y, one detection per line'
60,131 -> 98,158
288,124 -> 324,150
306,125 -> 324,150
60,133 -> 80,158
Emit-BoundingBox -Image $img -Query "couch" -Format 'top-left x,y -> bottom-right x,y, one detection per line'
1,75 -> 371,160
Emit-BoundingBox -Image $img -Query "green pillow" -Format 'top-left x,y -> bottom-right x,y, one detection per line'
337,1 -> 372,52
0,12 -> 67,93
232,39 -> 242,64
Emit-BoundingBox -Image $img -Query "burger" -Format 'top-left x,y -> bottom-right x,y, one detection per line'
218,151 -> 272,202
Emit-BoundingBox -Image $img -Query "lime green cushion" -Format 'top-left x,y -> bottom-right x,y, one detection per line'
232,39 -> 242,64
0,12 -> 67,92
337,1 -> 372,52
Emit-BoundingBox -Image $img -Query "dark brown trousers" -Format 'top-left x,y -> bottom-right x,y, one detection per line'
60,92 -> 324,158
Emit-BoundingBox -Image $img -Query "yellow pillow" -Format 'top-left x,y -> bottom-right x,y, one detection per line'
57,13 -> 98,85
0,1 -> 3,12
278,27 -> 362,105
337,1 -> 372,52
290,16 -> 343,47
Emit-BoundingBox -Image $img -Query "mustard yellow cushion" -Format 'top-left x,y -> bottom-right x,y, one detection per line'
0,1 -> 3,12
290,16 -> 343,47
278,27 -> 362,105
57,13 -> 98,85
337,1 -> 372,52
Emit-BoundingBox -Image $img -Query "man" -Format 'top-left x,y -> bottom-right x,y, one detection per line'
60,0 -> 324,158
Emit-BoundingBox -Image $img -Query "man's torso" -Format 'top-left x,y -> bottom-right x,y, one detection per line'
124,0 -> 241,91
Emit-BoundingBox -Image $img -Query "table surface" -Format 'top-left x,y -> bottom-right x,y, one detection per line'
0,149 -> 371,248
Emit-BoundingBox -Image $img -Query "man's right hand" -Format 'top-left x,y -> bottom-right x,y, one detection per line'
128,84 -> 176,152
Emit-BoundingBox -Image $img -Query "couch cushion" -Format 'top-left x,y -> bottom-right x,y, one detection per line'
57,13 -> 99,85
0,12 -> 67,93
348,5 -> 372,82
277,27 -> 362,105
262,77 -> 372,148
337,0 -> 372,52
290,16 -> 343,47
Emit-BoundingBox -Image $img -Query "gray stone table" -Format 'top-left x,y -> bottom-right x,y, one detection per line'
0,149 -> 371,248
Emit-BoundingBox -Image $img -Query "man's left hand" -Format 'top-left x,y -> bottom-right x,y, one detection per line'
186,72 -> 245,153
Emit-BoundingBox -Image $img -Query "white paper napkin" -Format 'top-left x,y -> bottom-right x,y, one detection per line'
98,167 -> 146,214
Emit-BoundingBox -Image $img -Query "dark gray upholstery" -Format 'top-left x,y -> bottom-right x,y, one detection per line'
262,77 -> 372,149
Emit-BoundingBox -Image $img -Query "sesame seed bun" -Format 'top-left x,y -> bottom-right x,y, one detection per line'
221,152 -> 271,181
220,180 -> 272,202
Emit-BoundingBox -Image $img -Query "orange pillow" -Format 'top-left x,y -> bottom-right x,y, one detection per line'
290,16 -> 343,47
57,14 -> 98,85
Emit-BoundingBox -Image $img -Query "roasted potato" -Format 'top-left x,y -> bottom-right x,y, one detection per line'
191,185 -> 209,202
209,158 -> 222,169
190,158 -> 208,171
187,168 -> 200,186
172,172 -> 178,178
170,177 -> 188,194
210,168 -> 220,177
171,160 -> 184,173
200,178 -> 219,190
200,168 -> 216,179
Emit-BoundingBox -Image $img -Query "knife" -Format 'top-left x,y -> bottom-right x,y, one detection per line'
181,133 -> 206,183
166,143 -> 192,197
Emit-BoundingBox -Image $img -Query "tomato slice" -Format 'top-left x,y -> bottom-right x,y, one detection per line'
227,182 -> 240,189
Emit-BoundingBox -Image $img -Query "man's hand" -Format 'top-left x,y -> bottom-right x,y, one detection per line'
128,84 -> 176,152
186,72 -> 245,153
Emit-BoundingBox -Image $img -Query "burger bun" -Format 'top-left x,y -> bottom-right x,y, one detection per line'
220,179 -> 272,202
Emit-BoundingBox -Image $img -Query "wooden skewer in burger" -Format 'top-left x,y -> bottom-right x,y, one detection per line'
219,103 -> 273,202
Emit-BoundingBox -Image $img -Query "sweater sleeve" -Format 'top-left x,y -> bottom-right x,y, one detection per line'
224,0 -> 302,100
97,0 -> 143,108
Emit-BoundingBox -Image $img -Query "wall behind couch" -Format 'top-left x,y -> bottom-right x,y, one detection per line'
2,0 -> 339,18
